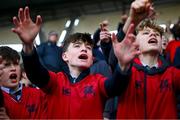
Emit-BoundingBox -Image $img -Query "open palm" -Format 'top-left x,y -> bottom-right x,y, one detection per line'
112,24 -> 141,69
11,7 -> 42,45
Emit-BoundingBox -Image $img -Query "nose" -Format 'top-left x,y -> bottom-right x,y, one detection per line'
9,64 -> 16,71
81,45 -> 87,52
149,31 -> 157,37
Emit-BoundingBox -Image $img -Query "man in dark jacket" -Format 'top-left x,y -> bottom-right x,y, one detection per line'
37,31 -> 66,72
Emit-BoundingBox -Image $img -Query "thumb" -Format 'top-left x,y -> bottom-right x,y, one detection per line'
36,15 -> 42,26
100,23 -> 104,31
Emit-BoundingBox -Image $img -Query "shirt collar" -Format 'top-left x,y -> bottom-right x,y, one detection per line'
141,62 -> 158,68
1,83 -> 22,95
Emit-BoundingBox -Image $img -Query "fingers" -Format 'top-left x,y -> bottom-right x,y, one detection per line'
145,3 -> 151,12
126,23 -> 135,35
100,34 -> 111,43
127,34 -> 136,43
132,50 -> 141,58
100,20 -> 110,42
19,6 -> 31,21
148,6 -> 156,18
123,24 -> 136,47
36,15 -> 42,26
147,0 -> 152,3
24,6 -> 30,20
130,42 -> 141,57
11,27 -> 21,35
100,23 -> 107,31
132,0 -> 152,14
11,28 -> 17,34
100,31 -> 111,39
132,0 -> 145,13
135,1 -> 145,13
111,33 -> 118,45
18,8 -> 24,22
12,16 -> 21,34
12,16 -> 20,27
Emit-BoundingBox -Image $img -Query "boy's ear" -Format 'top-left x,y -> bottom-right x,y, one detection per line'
62,52 -> 68,62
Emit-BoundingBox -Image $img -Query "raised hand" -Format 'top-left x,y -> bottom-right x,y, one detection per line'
123,0 -> 155,33
11,6 -> 42,46
112,24 -> 141,71
100,20 -> 111,43
130,0 -> 154,25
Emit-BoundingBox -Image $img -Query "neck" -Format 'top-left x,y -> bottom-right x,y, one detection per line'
139,53 -> 159,68
12,84 -> 20,91
68,65 -> 82,78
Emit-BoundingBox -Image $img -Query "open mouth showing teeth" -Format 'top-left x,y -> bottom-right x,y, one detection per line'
78,54 -> 88,59
148,38 -> 158,44
9,74 -> 17,79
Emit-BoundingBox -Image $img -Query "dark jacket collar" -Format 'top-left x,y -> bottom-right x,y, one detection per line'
63,65 -> 90,84
47,41 -> 57,45
133,55 -> 169,75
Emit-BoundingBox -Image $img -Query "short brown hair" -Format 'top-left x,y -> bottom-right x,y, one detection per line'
62,33 -> 94,52
136,19 -> 164,36
0,46 -> 20,63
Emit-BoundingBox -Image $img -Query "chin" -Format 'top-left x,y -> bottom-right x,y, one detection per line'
145,46 -> 159,51
142,48 -> 159,53
7,84 -> 18,90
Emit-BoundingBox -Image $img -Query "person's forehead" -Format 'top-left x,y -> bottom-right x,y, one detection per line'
1,59 -> 7,64
2,59 -> 19,64
72,40 -> 91,45
141,27 -> 159,32
73,40 -> 83,43
1,60 -> 12,66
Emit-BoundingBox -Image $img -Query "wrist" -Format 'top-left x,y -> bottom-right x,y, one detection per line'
128,17 -> 139,27
118,61 -> 131,72
22,43 -> 34,54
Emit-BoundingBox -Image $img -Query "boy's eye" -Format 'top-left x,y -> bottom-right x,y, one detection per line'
4,63 -> 11,67
86,46 -> 92,50
155,33 -> 160,36
14,60 -> 19,64
13,61 -> 19,65
74,44 -> 80,48
143,32 -> 149,35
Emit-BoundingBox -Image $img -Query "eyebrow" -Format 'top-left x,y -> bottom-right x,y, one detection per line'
73,41 -> 83,44
143,28 -> 150,31
143,28 -> 159,33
